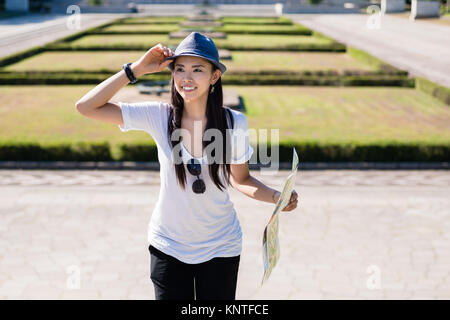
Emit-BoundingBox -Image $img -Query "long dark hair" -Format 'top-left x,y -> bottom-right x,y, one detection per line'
166,62 -> 235,192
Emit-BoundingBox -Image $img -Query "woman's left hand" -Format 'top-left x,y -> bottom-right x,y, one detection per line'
282,189 -> 298,212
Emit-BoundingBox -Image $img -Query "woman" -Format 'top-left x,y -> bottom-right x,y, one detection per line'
76,32 -> 298,300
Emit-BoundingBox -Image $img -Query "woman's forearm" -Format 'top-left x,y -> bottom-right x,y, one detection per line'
75,63 -> 143,112
233,175 -> 280,204
76,43 -> 175,111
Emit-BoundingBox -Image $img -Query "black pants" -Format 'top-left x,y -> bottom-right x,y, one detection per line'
149,245 -> 240,300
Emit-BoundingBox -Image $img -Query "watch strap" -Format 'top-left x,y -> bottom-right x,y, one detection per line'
122,62 -> 138,84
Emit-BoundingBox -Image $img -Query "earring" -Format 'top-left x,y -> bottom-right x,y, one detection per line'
210,84 -> 215,94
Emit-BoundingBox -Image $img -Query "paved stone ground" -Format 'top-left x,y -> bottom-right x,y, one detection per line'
286,13 -> 450,88
0,169 -> 449,299
0,13 -> 128,59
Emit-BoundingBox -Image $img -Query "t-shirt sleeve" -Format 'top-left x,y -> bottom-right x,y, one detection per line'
118,100 -> 165,140
230,112 -> 254,164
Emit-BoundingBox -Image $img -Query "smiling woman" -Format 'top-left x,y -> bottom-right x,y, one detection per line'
75,31 -> 298,301
163,32 -> 234,193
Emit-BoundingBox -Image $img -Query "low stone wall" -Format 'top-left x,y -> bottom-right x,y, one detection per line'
410,0 -> 440,19
5,0 -> 29,11
280,3 -> 362,14
381,0 -> 406,14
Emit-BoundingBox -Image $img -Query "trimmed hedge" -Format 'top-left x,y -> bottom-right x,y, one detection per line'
118,17 -> 186,24
0,141 -> 448,162
91,27 -> 313,36
213,26 -> 312,35
55,21 -> 118,44
220,17 -> 294,25
0,142 -> 112,161
0,72 -> 114,84
220,21 -> 294,26
415,77 -> 450,106
42,42 -> 347,52
0,45 -> 46,68
223,74 -> 413,87
347,46 -> 404,74
111,17 -> 293,26
272,142 -> 450,162
0,71 -> 414,87
118,20 -> 185,25
0,68 -> 408,77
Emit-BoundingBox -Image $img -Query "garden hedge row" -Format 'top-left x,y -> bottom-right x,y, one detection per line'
218,21 -> 294,26
0,68 -> 408,76
415,77 -> 450,106
91,27 -> 313,36
0,71 -> 414,87
347,46 -> 402,71
111,17 -> 294,26
0,45 -> 46,68
118,17 -> 186,24
0,141 -> 448,162
215,27 -> 311,35
54,22 -> 118,44
220,17 -> 294,25
43,42 -> 347,52
92,29 -> 313,36
117,20 -> 185,25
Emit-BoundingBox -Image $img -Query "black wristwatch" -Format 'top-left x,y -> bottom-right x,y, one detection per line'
122,62 -> 138,84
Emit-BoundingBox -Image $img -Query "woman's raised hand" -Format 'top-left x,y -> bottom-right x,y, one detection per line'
132,43 -> 175,76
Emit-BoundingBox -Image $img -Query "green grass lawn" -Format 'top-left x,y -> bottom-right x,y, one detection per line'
239,86 -> 450,144
3,51 -> 376,73
211,52 -> 375,73
68,34 -> 334,49
0,85 -> 448,160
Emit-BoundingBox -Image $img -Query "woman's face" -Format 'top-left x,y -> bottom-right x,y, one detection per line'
172,55 -> 220,101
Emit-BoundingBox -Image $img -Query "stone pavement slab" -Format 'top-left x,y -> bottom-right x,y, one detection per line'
0,13 -> 128,59
0,169 -> 449,299
286,13 -> 450,88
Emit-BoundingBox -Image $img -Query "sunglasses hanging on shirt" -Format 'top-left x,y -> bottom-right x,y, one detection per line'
187,158 -> 206,194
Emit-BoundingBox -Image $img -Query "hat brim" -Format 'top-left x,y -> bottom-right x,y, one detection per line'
165,53 -> 226,75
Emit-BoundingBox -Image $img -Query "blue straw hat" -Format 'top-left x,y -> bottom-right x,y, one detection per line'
165,32 -> 227,75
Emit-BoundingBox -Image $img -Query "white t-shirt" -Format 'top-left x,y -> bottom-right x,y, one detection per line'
118,100 -> 254,264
